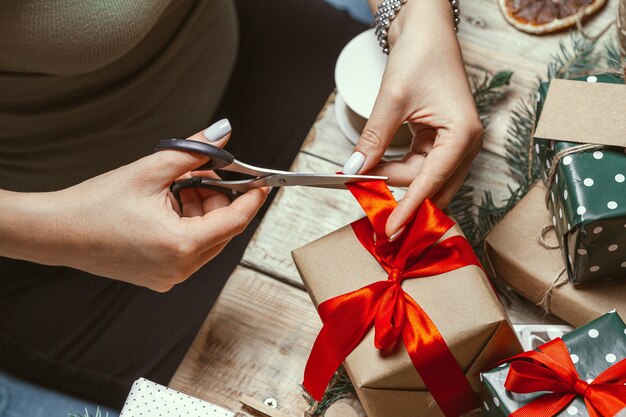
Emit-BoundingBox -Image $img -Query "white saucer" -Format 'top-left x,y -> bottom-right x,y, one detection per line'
334,92 -> 411,158
334,28 -> 411,158
335,28 -> 387,119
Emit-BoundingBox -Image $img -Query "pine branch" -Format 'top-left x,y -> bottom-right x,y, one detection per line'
471,70 -> 514,128
69,407 -> 107,417
604,38 -> 625,79
547,32 -> 599,80
302,366 -> 355,417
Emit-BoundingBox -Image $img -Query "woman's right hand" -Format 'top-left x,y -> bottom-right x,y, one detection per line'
0,120 -> 269,292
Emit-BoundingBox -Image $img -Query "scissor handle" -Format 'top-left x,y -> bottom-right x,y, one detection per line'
154,138 -> 235,170
170,177 -> 240,206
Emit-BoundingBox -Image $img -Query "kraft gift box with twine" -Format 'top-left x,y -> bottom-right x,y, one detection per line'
484,184 -> 626,326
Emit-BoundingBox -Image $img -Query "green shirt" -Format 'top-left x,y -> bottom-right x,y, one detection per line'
0,0 -> 237,191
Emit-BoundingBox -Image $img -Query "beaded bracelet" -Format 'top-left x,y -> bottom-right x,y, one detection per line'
374,0 -> 461,54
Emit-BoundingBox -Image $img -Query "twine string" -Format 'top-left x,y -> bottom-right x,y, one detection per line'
537,224 -> 560,250
537,267 -> 568,315
535,223 -> 566,315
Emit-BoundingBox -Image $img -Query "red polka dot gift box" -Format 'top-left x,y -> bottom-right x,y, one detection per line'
533,74 -> 626,283
479,311 -> 626,417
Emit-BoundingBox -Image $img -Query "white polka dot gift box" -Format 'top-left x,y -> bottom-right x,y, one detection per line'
533,74 -> 626,283
479,311 -> 626,417
119,378 -> 234,417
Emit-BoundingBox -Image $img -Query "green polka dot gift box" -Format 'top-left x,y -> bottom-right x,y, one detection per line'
480,311 -> 626,417
534,74 -> 626,283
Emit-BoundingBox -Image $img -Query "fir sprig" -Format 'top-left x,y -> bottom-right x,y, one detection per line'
68,407 -> 108,417
302,366 -> 355,417
547,33 -> 599,80
471,70 -> 514,127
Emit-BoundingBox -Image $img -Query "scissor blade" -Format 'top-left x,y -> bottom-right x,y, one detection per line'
262,173 -> 388,189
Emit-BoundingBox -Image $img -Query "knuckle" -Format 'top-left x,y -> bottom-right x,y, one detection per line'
161,233 -> 198,260
423,172 -> 447,192
359,128 -> 384,151
152,281 -> 175,293
381,80 -> 406,104
464,117 -> 485,141
231,212 -> 249,235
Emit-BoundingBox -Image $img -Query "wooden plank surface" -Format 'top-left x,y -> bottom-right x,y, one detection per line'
168,266 -> 370,415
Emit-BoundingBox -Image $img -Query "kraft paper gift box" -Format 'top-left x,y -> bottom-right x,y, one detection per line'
480,312 -> 626,417
533,74 -> 626,283
484,184 -> 626,327
293,217 -> 522,417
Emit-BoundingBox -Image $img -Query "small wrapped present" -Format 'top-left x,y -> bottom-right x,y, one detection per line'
120,378 -> 234,417
484,184 -> 626,327
293,181 -> 521,417
480,312 -> 626,417
533,74 -> 626,283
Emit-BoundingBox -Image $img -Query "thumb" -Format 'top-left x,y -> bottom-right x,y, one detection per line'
150,119 -> 232,183
342,90 -> 404,174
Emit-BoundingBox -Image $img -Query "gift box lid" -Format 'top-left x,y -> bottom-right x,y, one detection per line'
120,378 -> 234,417
293,222 -> 521,392
481,312 -> 626,417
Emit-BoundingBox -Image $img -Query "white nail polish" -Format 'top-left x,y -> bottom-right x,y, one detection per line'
388,226 -> 406,242
203,119 -> 231,142
342,152 -> 365,175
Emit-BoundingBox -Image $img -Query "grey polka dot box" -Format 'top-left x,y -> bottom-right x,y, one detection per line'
120,378 -> 234,417
534,74 -> 626,283
480,311 -> 626,417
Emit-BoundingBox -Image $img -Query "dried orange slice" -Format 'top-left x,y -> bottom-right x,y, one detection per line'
499,0 -> 607,34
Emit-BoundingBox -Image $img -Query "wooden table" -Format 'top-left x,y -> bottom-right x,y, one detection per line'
169,1 -> 619,415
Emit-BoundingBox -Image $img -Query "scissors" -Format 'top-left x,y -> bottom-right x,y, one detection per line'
155,139 -> 387,201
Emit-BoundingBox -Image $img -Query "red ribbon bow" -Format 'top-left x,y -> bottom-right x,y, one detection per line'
497,337 -> 626,417
302,180 -> 481,417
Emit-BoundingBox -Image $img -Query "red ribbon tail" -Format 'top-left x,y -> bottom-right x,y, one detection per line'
303,283 -> 389,400
402,295 -> 479,417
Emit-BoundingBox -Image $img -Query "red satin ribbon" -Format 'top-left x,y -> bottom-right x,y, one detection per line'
302,180 -> 481,417
494,337 -> 626,417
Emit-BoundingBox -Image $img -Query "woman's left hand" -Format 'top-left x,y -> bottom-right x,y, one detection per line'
343,0 -> 483,239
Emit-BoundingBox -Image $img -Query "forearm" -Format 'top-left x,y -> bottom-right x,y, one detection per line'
0,189 -> 68,265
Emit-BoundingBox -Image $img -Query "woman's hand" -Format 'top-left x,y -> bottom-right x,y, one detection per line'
345,0 -> 483,239
0,120 -> 269,292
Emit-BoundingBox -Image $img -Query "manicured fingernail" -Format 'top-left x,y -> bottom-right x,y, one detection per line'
203,119 -> 231,142
342,152 -> 365,175
388,226 -> 406,242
